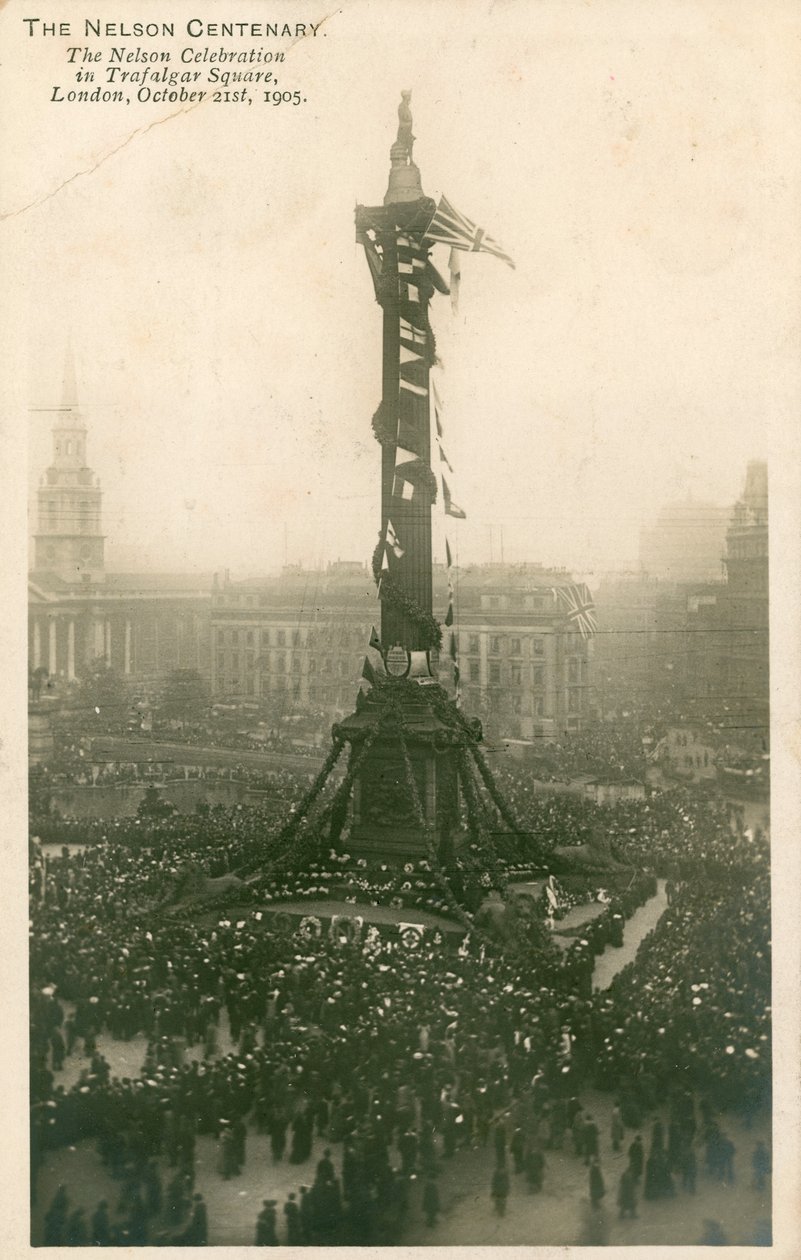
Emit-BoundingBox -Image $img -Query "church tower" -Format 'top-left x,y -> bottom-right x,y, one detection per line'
34,350 -> 105,581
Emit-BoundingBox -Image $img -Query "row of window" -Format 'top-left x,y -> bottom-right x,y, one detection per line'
468,661 -> 547,687
215,653 -> 353,677
465,634 -> 546,656
214,626 -> 369,649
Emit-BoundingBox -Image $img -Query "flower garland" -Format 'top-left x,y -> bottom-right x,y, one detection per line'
370,541 -> 443,651
371,400 -> 398,448
455,745 -> 509,895
235,736 -> 346,878
396,725 -> 485,942
265,725 -> 379,883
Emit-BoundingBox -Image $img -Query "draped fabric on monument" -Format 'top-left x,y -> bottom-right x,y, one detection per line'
229,94 -> 546,923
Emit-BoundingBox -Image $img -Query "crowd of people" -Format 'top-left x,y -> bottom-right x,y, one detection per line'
34,756 -> 312,792
517,721 -> 653,783
29,751 -> 770,1244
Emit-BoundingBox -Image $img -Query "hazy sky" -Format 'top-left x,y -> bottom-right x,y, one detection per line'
7,0 -> 797,579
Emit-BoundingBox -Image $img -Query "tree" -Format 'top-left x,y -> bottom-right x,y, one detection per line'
137,785 -> 176,820
160,669 -> 210,722
78,657 -> 130,723
29,766 -> 53,819
28,666 -> 50,703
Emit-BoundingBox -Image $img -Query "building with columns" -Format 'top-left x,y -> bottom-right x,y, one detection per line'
28,360 -> 212,693
211,562 -> 594,742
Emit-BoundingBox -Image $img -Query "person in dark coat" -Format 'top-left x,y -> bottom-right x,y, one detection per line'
43,1185 -> 69,1245
316,1175 -> 343,1240
143,1159 -> 163,1217
50,1028 -> 66,1072
290,1109 -> 313,1164
589,1158 -> 605,1208
644,1147 -> 675,1200
422,1175 -> 440,1227
572,1110 -> 586,1158
184,1193 -> 208,1245
752,1141 -> 771,1192
583,1115 -> 599,1166
679,1143 -> 697,1193
510,1126 -> 525,1173
218,1123 -> 238,1178
617,1168 -> 637,1219
525,1145 -> 545,1193
610,1104 -> 624,1153
491,1164 -> 510,1215
66,1208 -> 89,1246
127,1192 -> 149,1246
299,1185 -> 314,1243
269,1114 -> 287,1162
283,1192 -> 302,1245
255,1200 -> 279,1245
493,1118 -> 507,1166
628,1134 -> 644,1181
699,1219 -> 729,1245
719,1134 -> 735,1184
232,1116 -> 247,1173
165,1170 -> 191,1223
399,1128 -> 418,1174
91,1199 -> 111,1246
316,1147 -> 336,1184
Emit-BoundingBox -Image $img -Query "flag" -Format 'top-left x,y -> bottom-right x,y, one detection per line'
397,415 -> 426,457
361,655 -> 377,687
445,538 -> 453,569
449,630 -> 461,697
369,625 -> 382,652
442,475 -> 466,519
399,375 -> 428,397
431,376 -> 445,437
394,445 -> 418,464
393,474 -> 415,501
381,546 -> 390,569
425,259 -> 451,294
554,583 -> 598,639
399,282 -> 421,304
400,318 -> 427,345
396,233 -> 412,248
449,247 -> 461,313
422,194 -> 515,268
398,258 -> 426,274
437,439 -> 454,474
445,600 -> 454,627
386,519 -> 404,558
399,344 -> 423,365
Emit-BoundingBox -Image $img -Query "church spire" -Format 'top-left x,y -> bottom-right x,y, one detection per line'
58,341 -> 85,428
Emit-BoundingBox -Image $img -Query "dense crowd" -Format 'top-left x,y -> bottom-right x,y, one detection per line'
35,759 -> 312,791
522,722 -> 653,783
29,763 -> 770,1245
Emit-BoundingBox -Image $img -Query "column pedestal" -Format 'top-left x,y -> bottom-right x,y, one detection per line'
337,680 -> 464,865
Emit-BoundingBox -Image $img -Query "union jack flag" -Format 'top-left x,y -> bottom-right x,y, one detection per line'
422,194 -> 515,269
554,583 -> 598,639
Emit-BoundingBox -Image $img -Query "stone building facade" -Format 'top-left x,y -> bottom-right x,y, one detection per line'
28,372 -> 211,691
211,562 -> 594,742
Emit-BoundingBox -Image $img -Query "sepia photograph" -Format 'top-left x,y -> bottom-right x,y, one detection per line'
2,0 -> 800,1251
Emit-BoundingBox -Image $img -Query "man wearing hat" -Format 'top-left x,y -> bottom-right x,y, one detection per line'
283,1192 -> 302,1245
183,1193 -> 208,1245
255,1200 -> 278,1245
